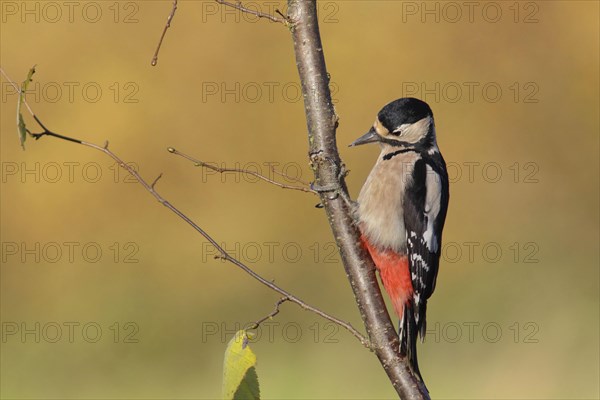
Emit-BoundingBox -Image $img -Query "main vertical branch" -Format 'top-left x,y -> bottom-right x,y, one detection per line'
287,1 -> 428,398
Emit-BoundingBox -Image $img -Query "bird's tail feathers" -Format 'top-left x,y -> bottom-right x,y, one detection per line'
399,303 -> 423,383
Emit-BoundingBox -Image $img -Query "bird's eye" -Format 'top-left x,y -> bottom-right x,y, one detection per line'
393,123 -> 411,136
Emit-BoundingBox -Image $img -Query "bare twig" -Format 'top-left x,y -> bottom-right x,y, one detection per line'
151,0 -> 178,66
247,297 -> 289,330
270,165 -> 311,186
275,9 -> 288,21
1,67 -> 35,116
216,0 -> 289,24
287,1 -> 429,398
168,147 -> 317,194
1,66 -> 368,350
151,173 -> 164,189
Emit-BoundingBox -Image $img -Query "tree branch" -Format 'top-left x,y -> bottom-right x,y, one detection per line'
168,147 -> 317,194
0,66 -> 370,350
270,165 -> 311,186
286,1 -> 429,398
151,0 -> 178,66
216,0 -> 289,24
248,297 -> 289,330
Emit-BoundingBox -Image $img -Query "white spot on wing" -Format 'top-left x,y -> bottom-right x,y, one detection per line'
410,252 -> 430,271
423,230 -> 438,252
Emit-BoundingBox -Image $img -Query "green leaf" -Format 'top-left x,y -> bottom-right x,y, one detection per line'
17,65 -> 36,150
17,113 -> 26,150
222,330 -> 260,400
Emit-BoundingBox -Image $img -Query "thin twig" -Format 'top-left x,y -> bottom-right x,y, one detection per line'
275,9 -> 288,21
1,67 -> 368,350
270,165 -> 311,186
151,173 -> 163,189
248,297 -> 289,330
1,67 -> 35,116
151,0 -> 178,66
216,0 -> 288,24
168,147 -> 317,194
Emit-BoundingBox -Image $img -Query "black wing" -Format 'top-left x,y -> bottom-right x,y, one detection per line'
403,153 -> 449,339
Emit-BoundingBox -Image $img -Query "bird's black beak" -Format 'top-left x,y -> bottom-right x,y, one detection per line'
349,127 -> 379,147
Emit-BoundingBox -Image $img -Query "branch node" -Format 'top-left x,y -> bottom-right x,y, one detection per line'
331,113 -> 340,129
310,181 -> 339,200
29,130 -> 43,141
275,9 -> 290,23
309,155 -> 353,204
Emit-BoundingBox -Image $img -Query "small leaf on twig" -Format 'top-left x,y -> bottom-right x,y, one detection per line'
222,330 -> 260,400
17,65 -> 36,150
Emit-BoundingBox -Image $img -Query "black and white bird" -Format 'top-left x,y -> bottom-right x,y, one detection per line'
350,97 -> 449,382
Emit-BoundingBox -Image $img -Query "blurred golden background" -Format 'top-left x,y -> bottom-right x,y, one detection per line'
1,1 -> 598,399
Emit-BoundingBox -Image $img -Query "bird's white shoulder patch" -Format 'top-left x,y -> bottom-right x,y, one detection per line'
423,164 -> 442,252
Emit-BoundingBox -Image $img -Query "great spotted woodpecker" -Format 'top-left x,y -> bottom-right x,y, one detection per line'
350,97 -> 449,382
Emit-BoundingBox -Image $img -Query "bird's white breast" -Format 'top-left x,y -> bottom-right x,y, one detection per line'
357,150 -> 421,253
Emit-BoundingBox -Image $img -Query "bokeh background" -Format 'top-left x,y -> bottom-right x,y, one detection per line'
1,1 -> 598,399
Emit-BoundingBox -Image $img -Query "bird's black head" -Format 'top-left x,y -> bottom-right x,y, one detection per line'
378,98 -> 432,132
350,97 -> 436,150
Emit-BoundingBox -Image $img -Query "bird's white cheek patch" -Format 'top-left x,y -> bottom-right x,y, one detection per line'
399,116 -> 432,143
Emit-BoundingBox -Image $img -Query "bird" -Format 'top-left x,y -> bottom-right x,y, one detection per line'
350,97 -> 449,382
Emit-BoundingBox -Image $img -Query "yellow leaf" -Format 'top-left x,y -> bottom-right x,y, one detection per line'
16,65 -> 36,150
222,330 -> 260,400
